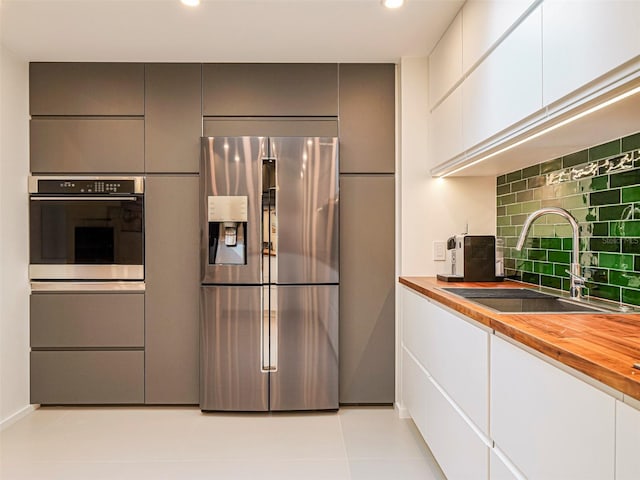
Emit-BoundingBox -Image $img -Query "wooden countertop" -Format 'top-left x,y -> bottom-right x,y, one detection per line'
399,276 -> 640,402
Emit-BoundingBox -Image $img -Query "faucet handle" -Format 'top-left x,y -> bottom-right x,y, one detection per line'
565,269 -> 586,284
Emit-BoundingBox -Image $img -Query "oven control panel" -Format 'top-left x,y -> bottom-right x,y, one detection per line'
35,179 -> 138,194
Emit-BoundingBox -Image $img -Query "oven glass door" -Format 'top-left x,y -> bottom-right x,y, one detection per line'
29,195 -> 144,280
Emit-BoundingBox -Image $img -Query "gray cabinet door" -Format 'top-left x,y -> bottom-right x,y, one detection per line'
203,64 -> 338,116
30,118 -> 144,173
145,176 -> 200,404
30,63 -> 144,116
31,293 -> 144,348
145,64 -> 202,173
339,64 -> 396,173
31,351 -> 144,404
339,175 -> 395,404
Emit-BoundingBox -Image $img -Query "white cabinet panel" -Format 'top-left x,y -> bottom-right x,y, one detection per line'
402,287 -> 489,435
616,400 -> 640,480
491,336 -> 615,480
428,86 -> 463,168
542,0 -> 640,106
429,12 -> 462,108
490,449 -> 520,480
462,6 -> 542,150
462,0 -> 537,72
424,373 -> 489,480
402,348 -> 430,441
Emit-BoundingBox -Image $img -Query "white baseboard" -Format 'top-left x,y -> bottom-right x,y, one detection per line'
395,402 -> 410,419
0,404 -> 39,431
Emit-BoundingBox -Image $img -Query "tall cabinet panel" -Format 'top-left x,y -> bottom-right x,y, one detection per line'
145,64 -> 202,173
338,64 -> 395,173
145,176 -> 200,404
339,175 -> 395,403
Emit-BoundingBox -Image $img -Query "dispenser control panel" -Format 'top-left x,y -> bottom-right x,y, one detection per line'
208,196 -> 248,222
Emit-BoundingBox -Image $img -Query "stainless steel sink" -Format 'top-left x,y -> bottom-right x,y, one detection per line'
441,287 -> 630,314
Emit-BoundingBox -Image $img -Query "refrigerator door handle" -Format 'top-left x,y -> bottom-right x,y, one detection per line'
261,286 -> 271,372
270,286 -> 278,372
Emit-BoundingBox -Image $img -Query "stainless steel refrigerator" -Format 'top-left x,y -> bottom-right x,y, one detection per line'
200,136 -> 339,411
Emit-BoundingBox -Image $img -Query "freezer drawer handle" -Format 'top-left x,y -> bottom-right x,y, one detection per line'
260,286 -> 278,372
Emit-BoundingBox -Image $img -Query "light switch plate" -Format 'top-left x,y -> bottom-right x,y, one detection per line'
433,241 -> 446,261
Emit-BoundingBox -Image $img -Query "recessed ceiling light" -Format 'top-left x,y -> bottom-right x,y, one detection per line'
382,0 -> 404,8
181,0 -> 200,6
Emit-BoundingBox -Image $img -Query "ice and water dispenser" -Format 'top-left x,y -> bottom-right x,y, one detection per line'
208,195 -> 248,265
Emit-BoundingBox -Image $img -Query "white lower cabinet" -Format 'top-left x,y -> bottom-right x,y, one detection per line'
491,335 -> 615,480
490,448 -> 520,480
616,400 -> 640,480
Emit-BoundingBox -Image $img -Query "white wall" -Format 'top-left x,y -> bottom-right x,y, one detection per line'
398,57 -> 495,277
0,42 -> 31,428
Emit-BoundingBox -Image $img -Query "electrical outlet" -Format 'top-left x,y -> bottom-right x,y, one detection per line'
433,241 -> 446,261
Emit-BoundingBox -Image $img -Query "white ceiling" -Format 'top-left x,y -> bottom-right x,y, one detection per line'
0,0 -> 463,62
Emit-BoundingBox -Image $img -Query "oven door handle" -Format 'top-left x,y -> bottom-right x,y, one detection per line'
30,196 -> 139,201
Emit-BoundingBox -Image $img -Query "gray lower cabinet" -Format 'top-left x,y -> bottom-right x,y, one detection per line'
31,351 -> 144,404
30,118 -> 144,173
30,63 -> 144,116
338,64 -> 396,174
145,64 -> 202,173
145,176 -> 200,404
339,175 -> 395,404
29,292 -> 145,405
202,63 -> 338,116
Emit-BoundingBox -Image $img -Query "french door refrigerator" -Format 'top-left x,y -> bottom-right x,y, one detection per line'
200,136 -> 339,411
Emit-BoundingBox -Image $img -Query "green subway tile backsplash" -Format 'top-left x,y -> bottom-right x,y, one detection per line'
496,131 -> 640,306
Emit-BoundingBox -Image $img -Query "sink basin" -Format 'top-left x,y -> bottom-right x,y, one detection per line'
442,287 -> 619,314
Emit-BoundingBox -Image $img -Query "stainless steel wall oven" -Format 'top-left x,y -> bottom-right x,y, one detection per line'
29,176 -> 144,281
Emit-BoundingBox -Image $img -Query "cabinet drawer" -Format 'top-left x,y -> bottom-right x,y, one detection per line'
30,63 -> 144,116
30,118 -> 144,173
31,351 -> 144,404
31,293 -> 144,348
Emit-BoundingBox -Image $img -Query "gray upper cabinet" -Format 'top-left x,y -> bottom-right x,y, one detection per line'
145,176 -> 200,404
30,63 -> 144,116
203,64 -> 338,116
339,175 -> 395,404
30,118 -> 144,173
145,64 -> 202,173
338,64 -> 396,173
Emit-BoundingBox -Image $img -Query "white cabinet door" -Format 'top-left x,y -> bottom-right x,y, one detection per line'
402,288 -> 490,435
616,400 -> 640,480
462,0 -> 537,72
401,348 -> 430,441
542,0 -> 640,106
428,86 -> 463,168
424,372 -> 489,480
462,6 -> 542,150
491,335 -> 615,480
490,448 -> 520,480
429,11 -> 462,108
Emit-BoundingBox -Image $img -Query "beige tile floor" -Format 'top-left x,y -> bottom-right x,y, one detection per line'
0,406 -> 446,480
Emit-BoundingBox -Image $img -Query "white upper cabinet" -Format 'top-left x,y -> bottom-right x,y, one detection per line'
462,0 -> 538,73
616,400 -> 640,480
429,12 -> 462,108
491,335 -> 615,480
462,6 -> 542,151
542,0 -> 640,107
428,86 -> 463,168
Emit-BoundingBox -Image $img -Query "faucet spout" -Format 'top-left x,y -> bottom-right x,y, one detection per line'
515,207 -> 584,299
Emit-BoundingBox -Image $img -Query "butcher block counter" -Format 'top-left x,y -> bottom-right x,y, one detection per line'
399,276 -> 640,402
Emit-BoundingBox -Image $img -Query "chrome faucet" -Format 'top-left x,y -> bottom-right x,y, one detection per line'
515,207 -> 585,299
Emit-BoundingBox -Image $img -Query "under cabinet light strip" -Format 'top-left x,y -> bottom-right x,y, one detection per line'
438,85 -> 640,178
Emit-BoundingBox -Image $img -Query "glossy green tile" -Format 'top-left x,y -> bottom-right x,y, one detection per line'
598,252 -> 634,271
554,224 -> 574,237
541,157 -> 562,174
498,193 -> 516,206
511,179 -> 528,193
562,238 -> 573,251
563,194 -> 587,209
554,263 -> 570,277
589,237 -> 621,252
541,275 -> 562,289
506,170 -> 522,183
497,174 -> 507,186
609,270 -> 640,288
497,216 -> 510,227
506,204 -> 522,215
522,200 -> 542,213
527,176 -> 546,189
511,214 -> 528,226
540,238 -> 562,249
541,198 -> 562,209
528,237 -> 541,248
610,169 -> 640,188
589,284 -> 620,302
622,288 -> 640,306
589,140 -> 621,161
516,190 -> 533,203
591,222 -> 609,236
583,267 -> 609,284
500,226 -> 516,237
611,221 -> 640,237
590,189 -> 620,206
532,224 -> 555,237
527,249 -> 547,261
497,184 -> 510,196
522,272 -> 540,284
599,204 -> 628,221
635,256 -> 640,271
522,164 -> 540,179
622,238 -> 640,254
517,260 -> 533,271
579,175 -> 609,192
622,133 -> 640,153
622,186 -> 640,203
562,150 -> 589,168
548,250 -> 571,263
505,237 -> 518,248
497,206 -> 506,216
